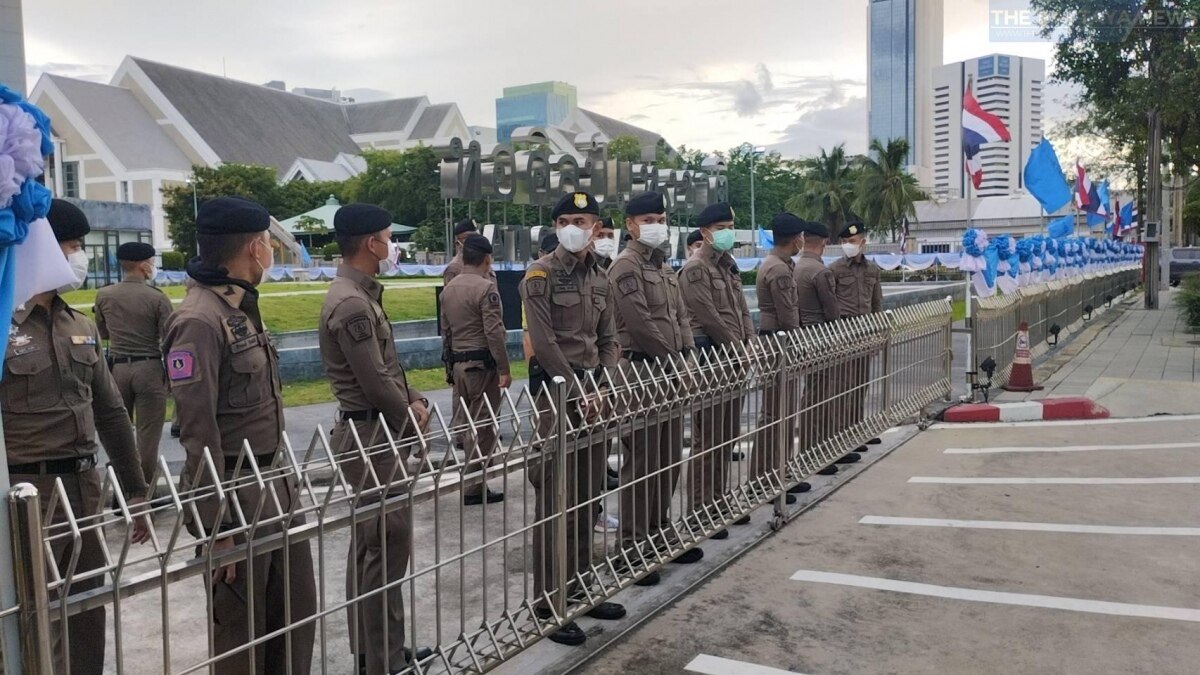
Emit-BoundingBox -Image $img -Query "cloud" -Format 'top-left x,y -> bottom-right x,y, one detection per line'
768,79 -> 868,157
755,63 -> 774,94
342,87 -> 394,102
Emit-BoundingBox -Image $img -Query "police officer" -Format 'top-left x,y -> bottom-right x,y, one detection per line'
792,220 -> 843,474
609,192 -> 697,582
164,196 -> 316,674
93,241 -> 173,491
444,218 -> 489,285
828,214 -> 883,458
749,213 -> 805,501
2,200 -> 150,674
679,203 -> 755,537
441,233 -> 510,506
593,216 -> 618,270
520,191 -> 625,646
318,203 -> 430,673
685,229 -> 704,260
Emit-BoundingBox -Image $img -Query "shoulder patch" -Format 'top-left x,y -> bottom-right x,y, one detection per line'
167,349 -> 197,383
487,291 -> 501,306
346,314 -> 373,342
686,268 -> 704,282
616,273 -> 639,295
525,269 -> 548,281
775,275 -> 795,289
525,277 -> 547,297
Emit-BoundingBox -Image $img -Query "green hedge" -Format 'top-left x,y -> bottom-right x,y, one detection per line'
1176,273 -> 1200,328
161,250 -> 186,271
740,270 -> 757,287
320,242 -> 341,259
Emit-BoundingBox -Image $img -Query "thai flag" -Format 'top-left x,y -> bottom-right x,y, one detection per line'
962,85 -> 1010,190
1075,160 -> 1091,209
1112,200 -> 1122,239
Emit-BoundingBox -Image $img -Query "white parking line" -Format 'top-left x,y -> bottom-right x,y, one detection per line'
789,570 -> 1200,622
909,476 -> 1200,485
859,515 -> 1200,536
685,654 -> 807,675
931,413 -> 1200,430
944,442 -> 1200,455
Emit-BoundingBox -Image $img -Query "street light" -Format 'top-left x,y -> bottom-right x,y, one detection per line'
185,176 -> 199,220
740,143 -> 767,232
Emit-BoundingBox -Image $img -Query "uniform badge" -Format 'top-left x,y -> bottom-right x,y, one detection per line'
70,335 -> 97,346
524,268 -> 548,297
617,274 -> 639,296
167,351 -> 195,381
347,314 -> 373,342
573,193 -> 588,209
8,328 -> 30,348
225,316 -> 250,340
488,292 -> 501,307
729,207 -> 736,219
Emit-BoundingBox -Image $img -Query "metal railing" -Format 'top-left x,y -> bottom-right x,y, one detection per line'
3,299 -> 953,674
968,265 -> 1140,393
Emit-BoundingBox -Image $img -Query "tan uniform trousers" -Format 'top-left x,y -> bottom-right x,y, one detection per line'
829,355 -> 871,439
451,363 -> 502,498
530,405 -> 607,608
111,359 -> 168,487
687,396 -> 741,516
208,468 -> 316,675
332,420 -> 413,675
748,365 -> 799,489
12,469 -> 104,675
617,361 -> 683,546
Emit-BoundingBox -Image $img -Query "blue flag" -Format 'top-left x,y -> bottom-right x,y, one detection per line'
1119,201 -> 1135,230
1023,139 -> 1072,213
758,227 -> 773,248
1046,213 -> 1074,239
298,241 -> 312,266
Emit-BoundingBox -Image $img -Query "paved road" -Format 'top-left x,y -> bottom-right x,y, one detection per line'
578,413 -> 1200,675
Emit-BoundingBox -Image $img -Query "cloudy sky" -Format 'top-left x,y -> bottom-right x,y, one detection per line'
24,0 -> 1062,158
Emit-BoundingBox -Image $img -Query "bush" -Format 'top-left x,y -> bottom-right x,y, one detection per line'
740,270 -> 757,287
1176,273 -> 1200,328
161,250 -> 186,271
320,242 -> 341,260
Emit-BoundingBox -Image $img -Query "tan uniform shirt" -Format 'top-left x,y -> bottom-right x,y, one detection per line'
757,250 -> 800,333
94,278 -> 174,357
164,281 -> 283,529
679,242 -> 753,346
1,298 -> 146,493
441,267 -> 511,376
320,265 -> 425,434
794,251 -> 841,325
519,246 -> 619,380
609,238 -> 695,358
828,255 -> 883,318
444,253 -> 497,286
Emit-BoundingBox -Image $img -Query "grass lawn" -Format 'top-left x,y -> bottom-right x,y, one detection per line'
952,299 -> 966,322
277,361 -> 530,409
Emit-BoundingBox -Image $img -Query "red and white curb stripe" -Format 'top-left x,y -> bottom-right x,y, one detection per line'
943,396 -> 1110,423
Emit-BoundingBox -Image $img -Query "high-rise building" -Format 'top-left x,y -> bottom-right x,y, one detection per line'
495,81 -> 577,142
867,0 -> 943,179
0,0 -> 27,94
931,54 -> 1045,198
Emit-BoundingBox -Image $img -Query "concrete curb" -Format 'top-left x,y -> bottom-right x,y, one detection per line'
943,396 -> 1110,423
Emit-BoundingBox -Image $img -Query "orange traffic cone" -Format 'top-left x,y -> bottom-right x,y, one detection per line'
1003,321 -> 1044,392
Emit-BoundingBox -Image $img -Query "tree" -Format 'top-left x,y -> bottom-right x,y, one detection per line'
294,214 -> 328,233
346,147 -> 442,236
787,144 -> 858,234
162,164 -> 281,256
608,135 -> 642,162
855,138 -> 926,242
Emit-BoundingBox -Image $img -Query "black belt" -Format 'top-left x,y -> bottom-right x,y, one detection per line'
758,330 -> 774,337
110,355 -> 160,364
623,350 -> 652,363
693,335 -> 714,350
448,349 -> 496,366
221,453 -> 278,476
339,409 -> 381,422
9,454 -> 96,475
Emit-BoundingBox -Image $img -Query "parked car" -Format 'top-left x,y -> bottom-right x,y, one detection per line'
1169,247 -> 1200,286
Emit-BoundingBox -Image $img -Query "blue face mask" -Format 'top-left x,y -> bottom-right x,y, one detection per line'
711,229 -> 736,252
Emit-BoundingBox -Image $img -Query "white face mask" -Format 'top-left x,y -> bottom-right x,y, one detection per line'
841,243 -> 862,258
59,250 -> 90,293
592,238 -> 618,259
252,238 -> 273,285
637,223 -> 669,249
557,224 -> 593,253
376,240 -> 399,275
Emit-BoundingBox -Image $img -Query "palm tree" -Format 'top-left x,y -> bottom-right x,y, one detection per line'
855,138 -> 926,243
787,144 -> 856,235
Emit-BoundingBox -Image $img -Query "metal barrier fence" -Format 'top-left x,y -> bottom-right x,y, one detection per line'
4,299 -> 953,675
968,265 -> 1140,393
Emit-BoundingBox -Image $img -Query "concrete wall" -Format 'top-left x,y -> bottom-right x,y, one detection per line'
0,0 -> 26,95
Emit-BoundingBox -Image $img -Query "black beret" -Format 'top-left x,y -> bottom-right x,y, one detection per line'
840,220 -> 867,239
48,199 -> 90,242
334,203 -> 392,236
196,196 -> 270,236
800,220 -> 830,238
599,216 -> 615,230
462,233 -> 492,255
453,219 -> 478,236
539,232 -> 559,254
551,191 -> 599,220
696,202 -> 735,227
117,242 -> 156,261
625,191 -> 666,217
770,212 -> 805,237
686,230 -> 703,246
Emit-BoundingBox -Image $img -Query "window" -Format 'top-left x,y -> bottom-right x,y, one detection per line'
120,181 -> 132,203
922,243 -> 952,254
62,162 -> 80,198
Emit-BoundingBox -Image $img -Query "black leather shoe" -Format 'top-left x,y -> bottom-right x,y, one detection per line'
788,482 -> 811,494
412,647 -> 434,662
856,445 -> 869,453
730,451 -> 746,461
586,602 -> 626,620
867,437 -> 882,445
836,453 -> 861,464
671,548 -> 704,564
463,489 -> 504,505
170,424 -> 180,439
784,493 -> 797,505
733,514 -> 751,526
548,622 -> 587,646
817,465 -> 839,476
711,529 -> 729,540
607,466 -> 619,479
606,474 -> 620,491
635,570 -> 661,586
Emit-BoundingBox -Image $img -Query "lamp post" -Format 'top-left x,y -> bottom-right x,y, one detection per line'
741,143 -> 767,250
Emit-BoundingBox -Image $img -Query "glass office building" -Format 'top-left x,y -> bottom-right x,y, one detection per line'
868,0 -> 942,172
495,82 -> 577,142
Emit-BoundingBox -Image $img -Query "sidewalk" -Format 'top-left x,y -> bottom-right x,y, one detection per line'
995,288 -> 1200,417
